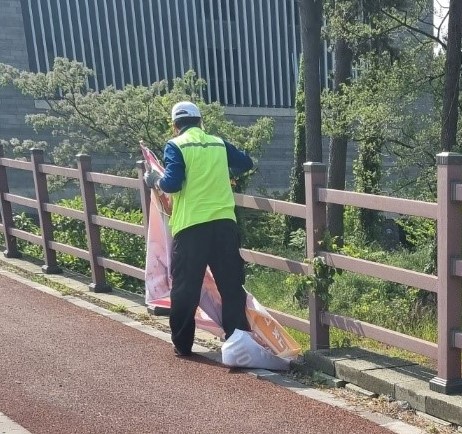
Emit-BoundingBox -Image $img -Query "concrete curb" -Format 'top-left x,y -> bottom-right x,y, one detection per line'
293,348 -> 462,427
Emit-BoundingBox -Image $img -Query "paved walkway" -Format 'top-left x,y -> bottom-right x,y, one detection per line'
0,271 -> 413,434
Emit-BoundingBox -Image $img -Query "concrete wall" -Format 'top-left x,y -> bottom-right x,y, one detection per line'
0,0 -> 28,71
225,107 -> 361,194
0,0 -> 50,208
225,107 -> 296,193
0,0 -> 41,141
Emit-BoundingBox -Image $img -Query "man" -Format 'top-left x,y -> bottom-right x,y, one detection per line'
144,101 -> 252,356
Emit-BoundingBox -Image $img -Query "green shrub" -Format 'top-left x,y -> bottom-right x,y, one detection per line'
12,195 -> 146,293
329,240 -> 437,340
239,209 -> 287,251
13,213 -> 43,258
396,216 -> 436,249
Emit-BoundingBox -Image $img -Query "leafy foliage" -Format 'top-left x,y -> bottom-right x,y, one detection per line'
322,0 -> 461,202
239,209 -> 288,253
285,55 -> 306,242
0,58 -> 273,189
320,0 -> 460,250
13,196 -> 146,293
396,216 -> 436,275
285,231 -> 340,309
286,257 -> 336,309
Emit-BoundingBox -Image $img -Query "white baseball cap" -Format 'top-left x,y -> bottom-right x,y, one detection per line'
171,101 -> 201,122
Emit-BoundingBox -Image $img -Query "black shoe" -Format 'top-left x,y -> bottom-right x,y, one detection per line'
152,306 -> 171,317
173,346 -> 192,357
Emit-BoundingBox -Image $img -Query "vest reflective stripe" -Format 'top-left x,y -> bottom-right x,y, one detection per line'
177,142 -> 225,149
169,127 -> 236,236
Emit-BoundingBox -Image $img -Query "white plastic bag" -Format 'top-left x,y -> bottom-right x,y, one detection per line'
221,329 -> 291,371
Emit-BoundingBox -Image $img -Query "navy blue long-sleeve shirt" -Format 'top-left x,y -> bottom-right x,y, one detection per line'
158,133 -> 253,193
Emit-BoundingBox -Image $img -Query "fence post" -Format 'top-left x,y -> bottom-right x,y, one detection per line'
76,154 -> 111,293
137,160 -> 150,240
304,162 -> 329,350
430,152 -> 462,394
30,149 -> 62,274
0,145 -> 20,258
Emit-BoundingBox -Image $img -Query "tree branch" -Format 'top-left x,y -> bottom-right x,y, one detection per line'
381,8 -> 447,51
65,93 -> 110,139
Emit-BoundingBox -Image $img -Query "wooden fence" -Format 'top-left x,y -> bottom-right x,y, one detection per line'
0,146 -> 461,394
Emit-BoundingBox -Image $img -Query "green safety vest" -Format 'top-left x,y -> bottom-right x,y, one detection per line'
168,127 -> 236,236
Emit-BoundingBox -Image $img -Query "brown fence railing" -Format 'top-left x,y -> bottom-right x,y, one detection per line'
1,146 -> 461,394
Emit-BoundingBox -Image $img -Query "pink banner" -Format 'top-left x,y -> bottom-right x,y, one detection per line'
141,143 -> 300,358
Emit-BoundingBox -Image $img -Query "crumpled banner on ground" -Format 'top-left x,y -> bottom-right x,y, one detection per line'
141,143 -> 300,368
221,329 -> 291,370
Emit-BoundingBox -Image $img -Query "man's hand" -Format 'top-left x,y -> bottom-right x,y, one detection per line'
144,169 -> 162,189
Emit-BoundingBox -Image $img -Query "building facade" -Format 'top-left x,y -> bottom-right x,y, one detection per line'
19,0 -> 333,107
0,0 -> 336,191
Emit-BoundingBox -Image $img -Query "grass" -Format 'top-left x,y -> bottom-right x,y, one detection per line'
245,266 -> 305,316
245,256 -> 438,369
109,304 -> 128,313
0,260 -> 79,295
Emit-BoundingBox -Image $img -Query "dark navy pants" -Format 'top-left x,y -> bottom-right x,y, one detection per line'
169,219 -> 250,353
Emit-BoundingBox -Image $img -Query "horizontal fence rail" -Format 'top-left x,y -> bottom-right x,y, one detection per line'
43,204 -> 84,220
96,257 -> 145,281
91,215 -> 145,236
0,157 -> 31,170
266,308 -> 310,334
240,248 -> 312,275
0,148 -> 461,394
234,193 -> 306,218
321,312 -> 438,360
318,188 -> 438,219
39,164 -> 79,178
48,240 -> 91,261
86,172 -> 139,188
319,251 -> 438,293
9,228 -> 42,245
4,193 -> 38,209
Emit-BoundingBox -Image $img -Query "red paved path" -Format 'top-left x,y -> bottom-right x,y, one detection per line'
0,273 -> 393,434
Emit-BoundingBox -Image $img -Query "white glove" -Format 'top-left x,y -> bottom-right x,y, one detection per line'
143,169 -> 162,189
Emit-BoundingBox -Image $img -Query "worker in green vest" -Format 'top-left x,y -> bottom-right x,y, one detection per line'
144,101 -> 253,356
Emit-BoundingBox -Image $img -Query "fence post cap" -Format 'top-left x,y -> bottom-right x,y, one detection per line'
436,152 -> 462,165
303,162 -> 326,173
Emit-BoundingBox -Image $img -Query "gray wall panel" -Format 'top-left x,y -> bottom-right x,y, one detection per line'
17,0 -> 314,107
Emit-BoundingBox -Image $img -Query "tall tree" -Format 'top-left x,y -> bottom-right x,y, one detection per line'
326,37 -> 353,244
286,1 -> 322,243
440,0 -> 462,151
285,56 -> 306,241
323,0 -> 430,243
299,0 -> 323,162
324,0 -> 396,243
